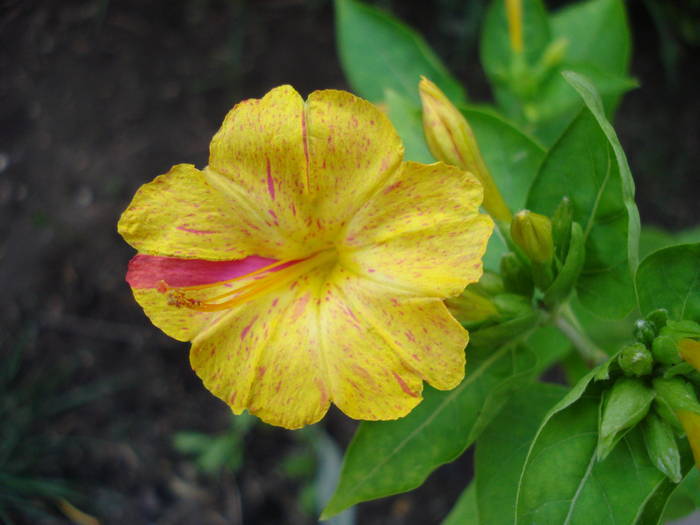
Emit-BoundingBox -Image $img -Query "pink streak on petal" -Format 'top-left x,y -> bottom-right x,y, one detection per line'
266,158 -> 276,200
392,371 -> 418,397
176,226 -> 219,235
126,254 -> 278,289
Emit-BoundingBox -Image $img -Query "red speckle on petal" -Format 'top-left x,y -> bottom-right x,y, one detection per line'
405,330 -> 416,343
257,366 -> 267,379
240,316 -> 258,340
266,158 -> 276,200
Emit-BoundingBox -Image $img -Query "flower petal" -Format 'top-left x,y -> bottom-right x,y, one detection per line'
678,410 -> 700,469
305,89 -> 404,233
341,161 -> 494,297
189,265 -> 334,429
118,164 -> 290,260
320,268 -> 466,421
207,85 -> 320,255
679,338 -> 700,372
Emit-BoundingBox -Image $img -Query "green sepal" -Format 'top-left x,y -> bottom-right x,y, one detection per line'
633,319 -> 656,347
500,252 -> 534,297
663,362 -> 696,380
617,342 -> 653,377
551,196 -> 574,262
642,411 -> 682,483
652,334 -> 683,365
469,313 -> 539,350
493,294 -> 534,319
543,221 -> 585,307
597,377 -> 655,461
653,377 -> 700,415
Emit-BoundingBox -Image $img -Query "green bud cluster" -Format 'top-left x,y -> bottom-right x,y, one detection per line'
596,311 -> 700,481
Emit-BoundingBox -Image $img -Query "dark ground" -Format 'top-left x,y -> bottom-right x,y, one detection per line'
1,0 -> 698,524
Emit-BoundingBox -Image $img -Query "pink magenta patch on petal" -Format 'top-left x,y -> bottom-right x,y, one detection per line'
126,254 -> 278,289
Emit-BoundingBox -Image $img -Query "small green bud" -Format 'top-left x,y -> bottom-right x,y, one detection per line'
652,335 -> 682,365
598,377 -> 656,461
511,210 -> 554,264
551,196 -> 573,261
642,411 -> 682,482
645,309 -> 668,333
633,319 -> 656,347
539,37 -> 569,70
493,293 -> 533,319
618,343 -> 653,377
500,252 -> 533,297
475,272 -> 504,296
445,288 -> 499,327
654,398 -> 684,433
652,377 -> 700,415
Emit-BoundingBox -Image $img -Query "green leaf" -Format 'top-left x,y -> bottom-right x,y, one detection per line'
663,469 -> 700,521
636,243 -> 700,321
384,89 -> 433,163
442,482 -> 479,525
516,395 -> 671,524
463,107 -> 546,212
334,0 -> 464,106
527,72 -> 640,318
322,344 -> 536,518
475,382 -> 566,525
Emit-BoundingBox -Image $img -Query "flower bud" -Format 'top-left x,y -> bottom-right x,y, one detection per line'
677,409 -> 700,469
493,293 -> 532,319
652,335 -> 682,365
539,37 -> 568,70
551,196 -> 573,261
598,377 -> 656,460
505,0 -> 523,54
633,319 -> 656,347
618,342 -> 653,377
679,338 -> 700,372
645,308 -> 668,333
653,377 -> 700,414
500,252 -> 533,297
419,77 -> 512,223
511,210 -> 554,264
642,411 -> 682,482
445,288 -> 499,326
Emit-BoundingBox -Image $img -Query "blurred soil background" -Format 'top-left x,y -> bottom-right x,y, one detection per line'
0,0 -> 699,523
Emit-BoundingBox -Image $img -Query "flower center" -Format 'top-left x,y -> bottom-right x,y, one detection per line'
159,250 -> 336,312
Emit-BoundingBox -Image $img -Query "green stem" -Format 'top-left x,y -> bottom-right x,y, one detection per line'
554,304 -> 608,365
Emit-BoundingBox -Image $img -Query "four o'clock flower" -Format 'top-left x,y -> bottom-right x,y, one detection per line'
118,86 -> 494,429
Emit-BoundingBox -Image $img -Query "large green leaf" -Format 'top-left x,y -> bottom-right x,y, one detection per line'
636,244 -> 700,321
384,89 -> 433,163
321,344 -> 536,518
334,0 -> 464,106
442,482 -> 479,525
527,72 -> 640,318
475,382 -> 566,525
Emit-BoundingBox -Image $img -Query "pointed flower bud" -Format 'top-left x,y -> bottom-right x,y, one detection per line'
505,0 -> 523,54
598,377 -> 656,460
419,77 -> 512,223
511,210 -> 554,263
645,308 -> 668,333
618,342 -> 653,377
653,377 -> 700,414
633,319 -> 656,347
642,411 -> 682,482
551,196 -> 573,261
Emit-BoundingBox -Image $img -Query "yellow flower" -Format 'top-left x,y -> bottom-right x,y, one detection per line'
118,86 -> 494,429
677,410 -> 700,469
679,338 -> 700,372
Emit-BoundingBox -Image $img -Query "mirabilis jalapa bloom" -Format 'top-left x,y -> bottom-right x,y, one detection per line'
118,86 -> 493,429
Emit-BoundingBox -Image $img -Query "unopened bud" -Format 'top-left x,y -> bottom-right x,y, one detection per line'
646,308 -> 668,333
679,338 -> 700,372
642,411 -> 682,482
419,77 -> 512,223
445,288 -> 499,326
539,37 -> 568,70
511,210 -> 554,263
505,0 -> 523,54
618,343 -> 653,377
633,319 -> 656,347
493,293 -> 532,319
653,377 -> 700,414
652,335 -> 682,365
598,377 -> 655,460
551,196 -> 573,261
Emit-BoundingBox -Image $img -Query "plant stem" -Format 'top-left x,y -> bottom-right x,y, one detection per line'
554,304 -> 609,365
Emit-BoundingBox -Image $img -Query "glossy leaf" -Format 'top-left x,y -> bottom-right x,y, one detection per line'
322,344 -> 536,518
475,382 -> 566,525
636,243 -> 700,321
335,0 -> 464,106
527,73 -> 640,318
